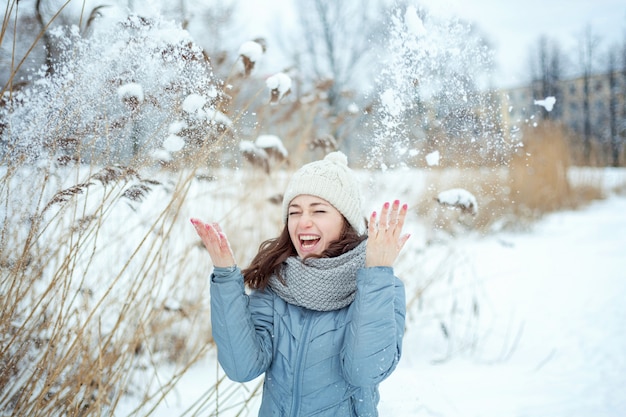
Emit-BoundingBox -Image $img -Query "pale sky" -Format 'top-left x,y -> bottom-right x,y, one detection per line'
245,0 -> 626,89
420,0 -> 626,87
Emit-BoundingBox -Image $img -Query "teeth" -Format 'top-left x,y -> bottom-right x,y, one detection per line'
300,235 -> 320,249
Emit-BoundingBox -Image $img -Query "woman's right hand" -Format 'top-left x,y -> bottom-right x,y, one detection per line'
190,218 -> 236,268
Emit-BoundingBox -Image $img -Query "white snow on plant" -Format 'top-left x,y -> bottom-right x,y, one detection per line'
182,94 -> 207,114
157,27 -> 193,45
207,85 -> 219,98
163,134 -> 185,152
168,120 -> 187,135
436,188 -> 478,215
426,150 -> 440,166
239,140 -> 269,161
1,13 -> 220,165
347,103 -> 359,114
150,148 -> 172,162
534,96 -> 556,112
266,72 -> 292,98
255,134 -> 288,158
117,82 -> 144,103
404,5 -> 427,37
239,140 -> 257,153
238,40 -> 264,62
206,108 -> 233,127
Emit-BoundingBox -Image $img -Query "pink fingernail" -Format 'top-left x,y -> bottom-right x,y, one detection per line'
394,199 -> 400,205
372,211 -> 377,217
384,202 -> 390,208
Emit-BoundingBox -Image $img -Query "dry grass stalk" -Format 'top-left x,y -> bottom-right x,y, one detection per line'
308,134 -> 338,153
509,122 -> 572,214
1,149 -> 220,416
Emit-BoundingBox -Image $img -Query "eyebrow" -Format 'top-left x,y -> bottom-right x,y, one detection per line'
289,201 -> 329,209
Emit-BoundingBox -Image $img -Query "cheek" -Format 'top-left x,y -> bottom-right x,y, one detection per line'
327,219 -> 344,241
287,220 -> 298,241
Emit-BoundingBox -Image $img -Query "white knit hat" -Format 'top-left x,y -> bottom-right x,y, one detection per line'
282,151 -> 365,235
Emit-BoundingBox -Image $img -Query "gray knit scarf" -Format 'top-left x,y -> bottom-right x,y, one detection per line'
268,240 -> 367,311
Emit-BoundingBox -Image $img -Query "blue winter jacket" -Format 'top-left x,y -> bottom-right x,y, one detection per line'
209,265 -> 406,417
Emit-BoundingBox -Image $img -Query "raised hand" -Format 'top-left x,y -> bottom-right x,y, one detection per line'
190,218 -> 236,268
365,200 -> 410,268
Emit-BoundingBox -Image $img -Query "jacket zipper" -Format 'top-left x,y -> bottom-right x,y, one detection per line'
290,310 -> 314,416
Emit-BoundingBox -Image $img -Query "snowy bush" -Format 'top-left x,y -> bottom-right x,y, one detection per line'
1,14 -> 223,166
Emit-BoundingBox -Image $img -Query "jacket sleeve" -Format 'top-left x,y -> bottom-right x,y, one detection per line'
340,266 -> 406,387
209,267 -> 274,382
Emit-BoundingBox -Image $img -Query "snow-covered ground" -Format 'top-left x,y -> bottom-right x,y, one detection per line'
381,194 -> 626,417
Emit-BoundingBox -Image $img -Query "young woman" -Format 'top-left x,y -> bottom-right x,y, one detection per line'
191,151 -> 409,416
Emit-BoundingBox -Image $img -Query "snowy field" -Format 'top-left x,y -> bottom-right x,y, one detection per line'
380,193 -> 626,417
109,168 -> 626,417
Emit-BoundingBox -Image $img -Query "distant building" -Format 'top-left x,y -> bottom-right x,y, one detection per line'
496,71 -> 626,165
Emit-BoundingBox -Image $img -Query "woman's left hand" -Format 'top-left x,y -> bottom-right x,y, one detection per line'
365,200 -> 410,267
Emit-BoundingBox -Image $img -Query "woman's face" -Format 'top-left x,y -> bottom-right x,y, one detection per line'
287,195 -> 344,258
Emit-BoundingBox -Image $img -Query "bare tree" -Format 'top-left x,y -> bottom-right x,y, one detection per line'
578,25 -> 600,164
290,0 -> 384,110
529,35 -> 564,120
607,49 -> 620,167
621,38 -> 626,166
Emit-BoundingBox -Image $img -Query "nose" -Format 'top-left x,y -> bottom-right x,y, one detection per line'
298,213 -> 313,228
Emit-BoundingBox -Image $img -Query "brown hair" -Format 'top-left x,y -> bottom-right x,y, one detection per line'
242,217 -> 366,290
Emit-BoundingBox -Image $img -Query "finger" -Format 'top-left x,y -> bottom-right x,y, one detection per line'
389,200 -> 400,226
368,210 -> 378,235
209,222 -> 224,244
398,233 -> 411,250
214,223 -> 232,251
206,222 -> 232,253
191,219 -> 221,255
380,202 -> 390,229
393,203 -> 408,236
190,217 -> 204,232
191,218 -> 210,239
203,222 -> 222,245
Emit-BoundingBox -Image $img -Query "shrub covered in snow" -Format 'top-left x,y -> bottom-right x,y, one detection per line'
1,14 -> 223,167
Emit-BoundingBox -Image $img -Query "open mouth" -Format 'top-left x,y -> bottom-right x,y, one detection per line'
299,235 -> 320,250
